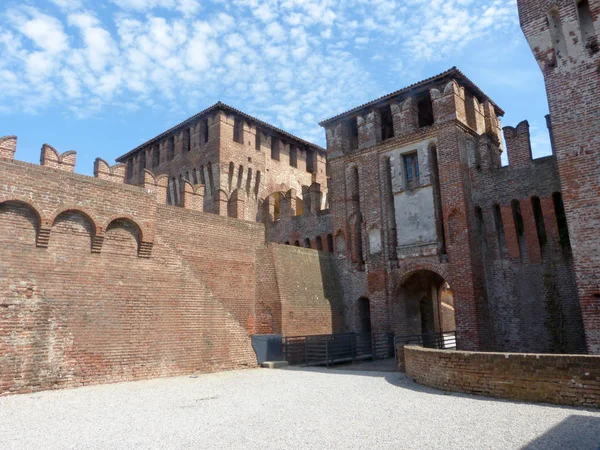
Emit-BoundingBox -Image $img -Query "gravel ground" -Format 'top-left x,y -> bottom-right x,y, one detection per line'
1,367 -> 599,450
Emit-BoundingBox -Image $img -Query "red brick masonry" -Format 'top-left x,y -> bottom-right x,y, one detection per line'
404,345 -> 600,408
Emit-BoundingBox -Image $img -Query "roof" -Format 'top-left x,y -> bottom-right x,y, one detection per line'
117,101 -> 325,162
318,67 -> 504,127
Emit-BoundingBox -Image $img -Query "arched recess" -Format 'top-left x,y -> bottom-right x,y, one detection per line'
102,218 -> 142,256
48,209 -> 97,253
0,200 -> 41,246
349,212 -> 364,268
392,269 -> 455,337
262,191 -> 285,221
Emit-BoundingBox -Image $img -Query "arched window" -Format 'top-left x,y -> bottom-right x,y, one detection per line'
304,238 -> 311,248
294,240 -> 300,247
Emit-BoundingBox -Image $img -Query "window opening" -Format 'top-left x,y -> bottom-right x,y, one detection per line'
380,105 -> 394,140
417,91 -> 434,128
404,152 -> 420,189
233,118 -> 243,144
271,138 -> 280,160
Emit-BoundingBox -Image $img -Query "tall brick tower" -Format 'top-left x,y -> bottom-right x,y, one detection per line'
518,1 -> 600,353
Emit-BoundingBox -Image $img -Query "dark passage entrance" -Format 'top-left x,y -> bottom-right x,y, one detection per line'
358,297 -> 372,333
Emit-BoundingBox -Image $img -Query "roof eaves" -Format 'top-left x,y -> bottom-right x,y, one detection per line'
318,67 -> 504,127
116,102 -> 325,163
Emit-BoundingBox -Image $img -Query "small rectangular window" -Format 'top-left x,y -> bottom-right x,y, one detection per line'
289,145 -> 297,167
404,152 -> 420,189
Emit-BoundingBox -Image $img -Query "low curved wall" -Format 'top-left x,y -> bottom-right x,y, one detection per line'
404,346 -> 600,408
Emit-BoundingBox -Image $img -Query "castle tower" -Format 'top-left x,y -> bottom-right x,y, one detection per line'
518,1 -> 600,352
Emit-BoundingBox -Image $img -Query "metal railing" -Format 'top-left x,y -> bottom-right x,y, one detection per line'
394,331 -> 457,350
283,332 -> 395,367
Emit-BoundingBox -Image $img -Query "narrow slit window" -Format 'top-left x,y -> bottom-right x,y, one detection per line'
289,145 -> 297,167
493,204 -> 508,258
531,197 -> 548,249
553,192 -> 571,248
475,206 -> 487,254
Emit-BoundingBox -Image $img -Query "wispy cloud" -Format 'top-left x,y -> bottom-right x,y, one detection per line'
0,0 -> 520,142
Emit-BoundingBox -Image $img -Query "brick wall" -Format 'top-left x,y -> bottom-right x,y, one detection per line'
269,245 -> 345,336
404,345 -> 600,408
0,151 -> 344,395
320,68 -> 585,355
518,0 -> 600,354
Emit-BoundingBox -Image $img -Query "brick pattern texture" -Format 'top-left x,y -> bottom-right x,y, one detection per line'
404,345 -> 600,408
0,155 -> 344,395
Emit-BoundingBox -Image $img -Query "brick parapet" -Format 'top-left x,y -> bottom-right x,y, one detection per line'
0,136 -> 17,160
40,144 -> 76,172
404,345 -> 600,408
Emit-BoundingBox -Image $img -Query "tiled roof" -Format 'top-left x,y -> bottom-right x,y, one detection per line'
318,67 -> 504,127
116,101 -> 325,162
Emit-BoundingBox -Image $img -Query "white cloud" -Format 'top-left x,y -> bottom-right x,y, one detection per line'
0,0 -> 521,138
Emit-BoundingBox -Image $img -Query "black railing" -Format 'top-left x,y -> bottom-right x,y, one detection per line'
283,332 -> 395,367
394,331 -> 457,350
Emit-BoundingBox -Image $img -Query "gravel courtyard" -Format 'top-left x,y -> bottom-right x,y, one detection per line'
1,367 -> 599,450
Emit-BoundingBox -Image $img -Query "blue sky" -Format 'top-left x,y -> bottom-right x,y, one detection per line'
0,0 -> 550,175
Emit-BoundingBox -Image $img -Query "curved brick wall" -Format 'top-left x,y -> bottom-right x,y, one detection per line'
404,346 -> 600,408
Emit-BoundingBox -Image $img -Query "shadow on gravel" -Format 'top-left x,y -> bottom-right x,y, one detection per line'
279,365 -> 600,413
521,415 -> 600,450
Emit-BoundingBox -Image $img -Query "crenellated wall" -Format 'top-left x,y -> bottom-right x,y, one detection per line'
319,66 -> 585,354
265,182 -> 334,252
0,138 -> 346,395
518,0 -> 600,353
470,118 -> 586,353
117,103 -> 328,224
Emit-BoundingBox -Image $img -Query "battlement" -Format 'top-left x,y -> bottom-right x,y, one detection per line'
503,120 -> 535,168
94,158 -> 126,183
518,0 -> 599,72
0,136 -> 276,259
321,68 -> 504,157
0,135 -> 17,160
264,182 -> 333,252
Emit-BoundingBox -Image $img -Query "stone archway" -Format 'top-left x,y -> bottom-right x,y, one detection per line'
392,270 -> 455,336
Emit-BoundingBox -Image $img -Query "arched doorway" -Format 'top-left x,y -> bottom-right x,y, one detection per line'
394,270 -> 455,336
